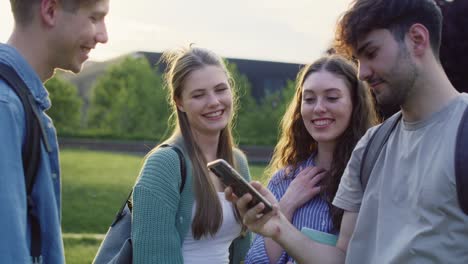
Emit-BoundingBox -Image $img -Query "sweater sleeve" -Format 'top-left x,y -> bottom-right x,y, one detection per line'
229,148 -> 253,264
132,147 -> 184,264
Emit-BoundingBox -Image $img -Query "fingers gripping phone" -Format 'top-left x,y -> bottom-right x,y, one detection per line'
207,159 -> 273,214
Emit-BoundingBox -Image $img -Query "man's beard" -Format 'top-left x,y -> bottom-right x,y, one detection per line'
374,46 -> 418,116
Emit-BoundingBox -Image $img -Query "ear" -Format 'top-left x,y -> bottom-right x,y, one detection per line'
174,97 -> 185,112
40,0 -> 60,27
407,24 -> 431,58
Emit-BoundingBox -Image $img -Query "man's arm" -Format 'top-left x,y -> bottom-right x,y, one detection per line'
0,92 -> 31,262
281,211 -> 357,264
278,211 -> 357,264
228,182 -> 358,264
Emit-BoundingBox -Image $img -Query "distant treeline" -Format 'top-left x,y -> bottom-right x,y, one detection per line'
46,57 -> 296,146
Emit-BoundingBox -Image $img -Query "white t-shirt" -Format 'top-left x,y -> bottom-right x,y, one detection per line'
333,94 -> 468,264
182,192 -> 242,264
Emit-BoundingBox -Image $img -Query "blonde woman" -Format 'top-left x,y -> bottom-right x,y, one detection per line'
131,47 -> 251,264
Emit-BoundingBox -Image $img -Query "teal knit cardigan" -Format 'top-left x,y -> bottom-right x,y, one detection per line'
131,138 -> 252,264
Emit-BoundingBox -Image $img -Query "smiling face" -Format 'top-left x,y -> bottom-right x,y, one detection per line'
176,65 -> 233,138
355,29 -> 417,108
301,70 -> 353,145
51,0 -> 109,73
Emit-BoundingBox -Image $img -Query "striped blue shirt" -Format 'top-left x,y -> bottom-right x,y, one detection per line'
245,155 -> 335,264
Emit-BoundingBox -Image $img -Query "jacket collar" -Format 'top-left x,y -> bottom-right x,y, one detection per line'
0,43 -> 51,111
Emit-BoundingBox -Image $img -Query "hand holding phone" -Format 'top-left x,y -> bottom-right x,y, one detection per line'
207,159 -> 273,214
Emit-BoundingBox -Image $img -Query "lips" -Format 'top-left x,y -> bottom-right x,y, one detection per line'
203,110 -> 224,119
368,78 -> 385,89
82,47 -> 90,52
312,118 -> 334,127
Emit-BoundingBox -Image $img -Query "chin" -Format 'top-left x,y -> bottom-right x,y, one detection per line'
59,63 -> 82,74
71,63 -> 85,74
312,133 -> 339,144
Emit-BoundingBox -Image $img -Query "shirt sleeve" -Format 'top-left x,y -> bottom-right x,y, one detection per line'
131,148 -> 184,264
0,88 -> 31,263
332,126 -> 379,212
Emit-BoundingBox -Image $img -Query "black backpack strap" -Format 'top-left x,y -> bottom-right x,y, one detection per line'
162,144 -> 187,193
112,144 -> 186,226
360,112 -> 402,191
455,106 -> 468,215
0,63 -> 43,263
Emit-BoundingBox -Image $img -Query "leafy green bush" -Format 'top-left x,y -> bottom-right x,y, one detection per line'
45,77 -> 83,133
87,57 -> 170,140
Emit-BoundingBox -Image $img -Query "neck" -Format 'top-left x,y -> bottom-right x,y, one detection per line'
193,131 -> 220,162
401,59 -> 459,122
315,141 -> 335,170
7,27 -> 54,82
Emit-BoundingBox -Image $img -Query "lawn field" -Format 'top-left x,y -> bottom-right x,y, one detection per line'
61,149 -> 267,263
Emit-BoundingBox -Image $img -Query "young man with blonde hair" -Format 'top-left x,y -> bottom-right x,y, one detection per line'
0,0 -> 109,262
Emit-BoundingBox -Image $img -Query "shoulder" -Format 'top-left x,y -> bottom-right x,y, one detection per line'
0,80 -> 25,131
460,93 -> 468,103
136,146 -> 183,191
268,167 -> 287,186
146,145 -> 181,165
0,79 -> 21,105
456,93 -> 468,113
233,148 -> 251,181
233,147 -> 249,170
233,148 -> 248,163
353,117 -> 390,152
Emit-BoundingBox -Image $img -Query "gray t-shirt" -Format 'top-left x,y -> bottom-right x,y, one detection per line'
333,94 -> 468,264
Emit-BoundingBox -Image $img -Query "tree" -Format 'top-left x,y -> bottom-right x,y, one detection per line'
44,76 -> 83,133
87,56 -> 169,140
226,61 -> 259,144
436,0 -> 468,93
253,80 -> 296,145
228,57 -> 296,146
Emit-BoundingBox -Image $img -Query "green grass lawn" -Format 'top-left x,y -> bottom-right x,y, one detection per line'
61,149 -> 267,263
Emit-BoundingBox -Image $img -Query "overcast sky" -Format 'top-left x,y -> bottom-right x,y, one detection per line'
0,1 -> 351,64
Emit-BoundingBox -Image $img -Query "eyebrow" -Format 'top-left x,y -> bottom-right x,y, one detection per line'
214,83 -> 228,89
189,89 -> 206,95
189,82 -> 228,95
303,88 -> 343,94
356,41 -> 372,57
92,11 -> 108,18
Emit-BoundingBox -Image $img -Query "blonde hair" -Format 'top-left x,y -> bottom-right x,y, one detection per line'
161,47 -> 241,239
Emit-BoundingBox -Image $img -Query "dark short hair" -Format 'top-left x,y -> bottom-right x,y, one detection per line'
10,0 -> 95,26
334,0 -> 443,58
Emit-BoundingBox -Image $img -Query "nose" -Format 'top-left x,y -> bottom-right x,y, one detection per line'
358,60 -> 372,82
313,98 -> 326,113
95,21 -> 109,44
207,92 -> 221,107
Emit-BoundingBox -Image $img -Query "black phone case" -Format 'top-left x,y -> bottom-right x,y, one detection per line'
207,159 -> 273,214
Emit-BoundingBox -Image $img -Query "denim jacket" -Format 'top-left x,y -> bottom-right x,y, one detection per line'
0,43 -> 64,263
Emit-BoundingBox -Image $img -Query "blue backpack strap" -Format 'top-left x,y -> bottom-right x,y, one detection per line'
455,106 -> 468,215
360,112 -> 402,191
0,63 -> 43,263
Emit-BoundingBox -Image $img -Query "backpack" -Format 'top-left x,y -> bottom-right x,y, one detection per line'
93,144 -> 186,264
360,107 -> 468,215
0,63 -> 48,263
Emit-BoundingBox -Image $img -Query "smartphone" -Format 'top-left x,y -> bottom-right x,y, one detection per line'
207,159 -> 273,214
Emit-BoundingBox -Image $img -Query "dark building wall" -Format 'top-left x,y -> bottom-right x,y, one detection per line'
138,51 -> 303,100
